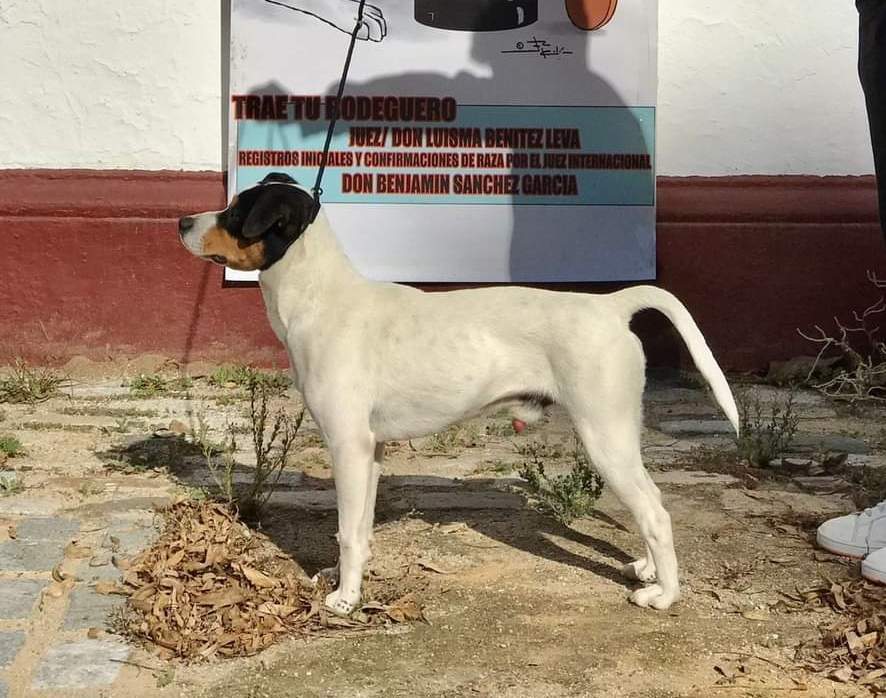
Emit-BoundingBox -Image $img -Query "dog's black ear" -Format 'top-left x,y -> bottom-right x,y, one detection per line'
242,187 -> 315,240
242,193 -> 288,239
260,172 -> 297,186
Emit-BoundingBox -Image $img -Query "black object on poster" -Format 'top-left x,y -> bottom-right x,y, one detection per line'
414,0 -> 538,32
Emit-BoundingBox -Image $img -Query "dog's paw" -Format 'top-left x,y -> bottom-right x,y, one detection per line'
629,584 -> 680,610
621,557 -> 657,583
325,588 -> 360,617
311,564 -> 340,587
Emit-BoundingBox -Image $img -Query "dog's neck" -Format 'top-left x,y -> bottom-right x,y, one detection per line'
258,210 -> 365,339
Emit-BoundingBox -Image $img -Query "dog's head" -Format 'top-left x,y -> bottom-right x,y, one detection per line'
178,173 -> 318,271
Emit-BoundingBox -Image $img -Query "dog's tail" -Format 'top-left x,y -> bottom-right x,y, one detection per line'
612,285 -> 739,436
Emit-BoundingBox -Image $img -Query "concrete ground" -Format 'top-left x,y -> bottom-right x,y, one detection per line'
0,357 -> 884,697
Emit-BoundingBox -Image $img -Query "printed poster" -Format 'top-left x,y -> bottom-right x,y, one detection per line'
228,0 -> 657,282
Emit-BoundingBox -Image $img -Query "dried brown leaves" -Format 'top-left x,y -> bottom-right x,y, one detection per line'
113,500 -> 426,662
791,579 -> 886,689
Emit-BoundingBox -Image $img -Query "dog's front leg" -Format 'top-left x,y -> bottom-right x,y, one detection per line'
324,432 -> 376,616
312,442 -> 383,589
361,442 -> 384,556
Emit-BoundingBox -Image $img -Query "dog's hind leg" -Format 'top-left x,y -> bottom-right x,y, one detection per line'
621,543 -> 657,583
324,430 -> 377,616
574,416 -> 679,609
563,333 -> 679,609
620,472 -> 663,583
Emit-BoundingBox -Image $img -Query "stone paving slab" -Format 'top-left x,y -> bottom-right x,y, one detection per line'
789,434 -> 870,455
846,453 -> 886,468
100,527 -> 154,556
182,468 -> 304,488
0,540 -> 66,572
650,471 -> 738,486
0,677 -> 7,698
68,496 -> 169,518
267,489 -> 525,511
644,388 -> 702,404
81,559 -> 125,584
656,419 -> 736,436
0,630 -> 25,667
63,586 -> 124,631
0,579 -> 44,619
31,638 -> 130,690
411,491 -> 524,511
108,509 -> 157,527
15,516 -> 79,542
0,495 -> 67,517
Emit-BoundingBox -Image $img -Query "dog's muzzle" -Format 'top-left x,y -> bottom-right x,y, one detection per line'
179,216 -> 196,237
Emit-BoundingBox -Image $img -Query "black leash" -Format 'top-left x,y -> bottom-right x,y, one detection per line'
309,0 -> 368,222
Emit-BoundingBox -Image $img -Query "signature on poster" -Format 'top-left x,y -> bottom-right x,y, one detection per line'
501,37 -> 574,60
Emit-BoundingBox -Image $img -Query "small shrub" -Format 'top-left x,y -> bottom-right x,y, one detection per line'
188,410 -> 233,494
735,389 -> 799,466
208,365 -> 254,388
201,423 -> 238,506
103,417 -> 132,435
0,360 -> 68,404
169,375 -> 194,392
472,459 -> 515,475
128,374 -> 168,398
209,365 -> 290,396
0,472 -> 23,496
517,436 -> 604,525
238,380 -> 303,520
0,436 -> 24,458
128,374 -> 193,398
192,381 -> 303,521
78,481 -> 105,497
799,271 -> 886,402
485,421 -> 517,437
515,438 -> 564,461
841,463 -> 886,509
424,424 -> 480,454
682,443 -> 740,468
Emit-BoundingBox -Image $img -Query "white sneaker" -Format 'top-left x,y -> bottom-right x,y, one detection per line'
862,546 -> 886,584
816,501 -> 886,558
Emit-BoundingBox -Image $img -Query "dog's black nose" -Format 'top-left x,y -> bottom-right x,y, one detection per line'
179,217 -> 195,236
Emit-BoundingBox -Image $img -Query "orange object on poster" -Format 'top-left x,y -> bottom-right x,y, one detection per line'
566,0 -> 618,31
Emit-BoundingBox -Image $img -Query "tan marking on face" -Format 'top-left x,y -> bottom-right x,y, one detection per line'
200,226 -> 266,271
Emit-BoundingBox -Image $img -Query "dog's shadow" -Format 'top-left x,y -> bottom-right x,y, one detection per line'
95,436 -> 635,587
259,472 -> 636,589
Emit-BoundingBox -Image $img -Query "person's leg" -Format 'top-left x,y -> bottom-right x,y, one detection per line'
858,0 -> 886,241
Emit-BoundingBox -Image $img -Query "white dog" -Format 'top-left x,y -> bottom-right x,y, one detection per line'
179,173 -> 739,615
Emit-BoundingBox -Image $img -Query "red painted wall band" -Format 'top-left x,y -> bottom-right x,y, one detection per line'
1,170 -> 884,371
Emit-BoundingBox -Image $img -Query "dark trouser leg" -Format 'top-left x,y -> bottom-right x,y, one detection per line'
858,0 -> 886,242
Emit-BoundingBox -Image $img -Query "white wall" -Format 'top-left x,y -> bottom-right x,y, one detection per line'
0,0 -> 873,175
0,0 -> 223,171
659,0 -> 873,175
